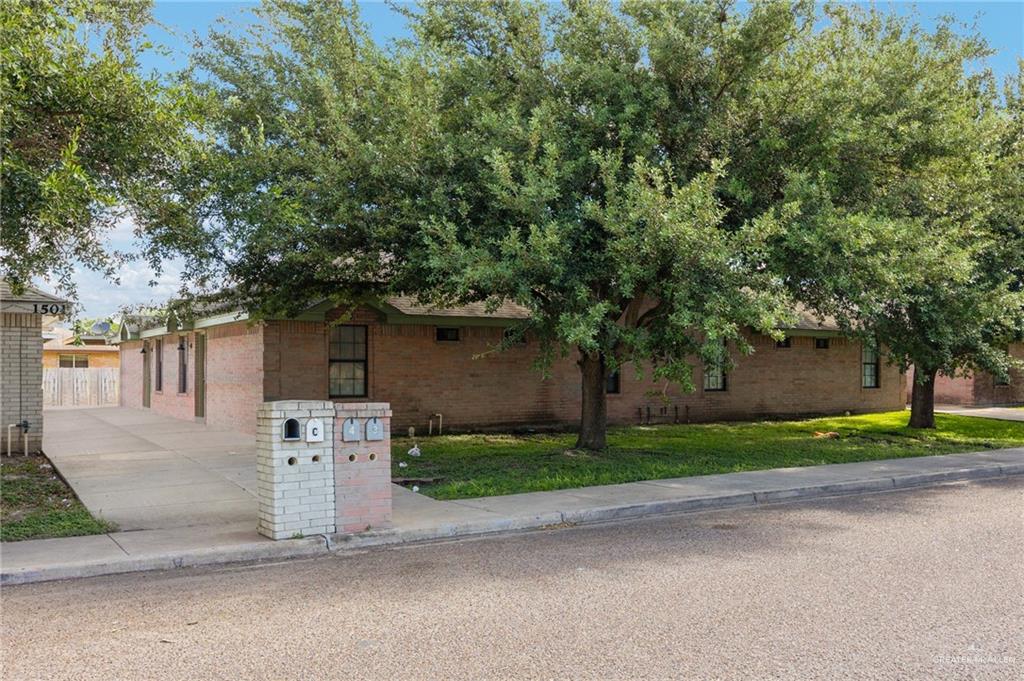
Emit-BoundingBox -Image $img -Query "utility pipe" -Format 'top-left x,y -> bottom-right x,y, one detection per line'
428,413 -> 444,436
6,424 -> 15,457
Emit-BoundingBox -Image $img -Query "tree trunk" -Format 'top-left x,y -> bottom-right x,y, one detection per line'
576,351 -> 607,450
909,366 -> 938,429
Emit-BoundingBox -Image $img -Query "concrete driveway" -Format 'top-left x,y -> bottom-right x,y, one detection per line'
937,405 -> 1024,422
43,408 -> 257,531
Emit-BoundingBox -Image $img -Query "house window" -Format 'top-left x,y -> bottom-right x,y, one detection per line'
815,338 -> 830,350
329,325 -> 367,397
703,362 -> 727,391
58,354 -> 88,368
177,336 -> 188,393
605,370 -> 621,394
994,374 -> 1010,387
862,342 -> 880,389
155,339 -> 163,391
503,328 -> 527,346
435,327 -> 460,342
776,337 -> 791,348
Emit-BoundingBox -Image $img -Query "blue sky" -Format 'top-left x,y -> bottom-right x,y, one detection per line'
66,0 -> 1023,318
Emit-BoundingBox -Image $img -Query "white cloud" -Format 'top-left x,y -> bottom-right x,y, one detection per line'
72,258 -> 186,318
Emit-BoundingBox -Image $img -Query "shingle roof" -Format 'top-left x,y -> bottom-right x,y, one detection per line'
0,280 -> 66,304
784,304 -> 841,332
384,295 -> 532,320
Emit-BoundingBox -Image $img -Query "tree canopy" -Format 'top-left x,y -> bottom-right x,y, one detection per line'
760,7 -> 1024,427
0,0 -> 199,305
190,0 -> 826,448
183,0 -> 1024,442
42,0 -> 1015,443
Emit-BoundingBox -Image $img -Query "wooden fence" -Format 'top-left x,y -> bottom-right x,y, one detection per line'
43,368 -> 120,408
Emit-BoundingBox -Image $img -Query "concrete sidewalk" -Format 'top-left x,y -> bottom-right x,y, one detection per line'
937,405 -> 1024,422
3,447 -> 1022,585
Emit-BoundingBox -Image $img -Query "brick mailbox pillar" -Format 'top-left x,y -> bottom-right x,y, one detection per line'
256,401 -> 337,540
334,402 -> 393,533
256,400 -> 393,540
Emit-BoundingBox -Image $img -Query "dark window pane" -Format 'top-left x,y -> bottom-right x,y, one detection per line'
862,342 -> 879,388
330,326 -> 367,360
605,370 -> 620,394
330,360 -> 366,397
704,365 -> 727,391
59,355 -> 74,368
436,327 -> 460,341
815,338 -> 830,350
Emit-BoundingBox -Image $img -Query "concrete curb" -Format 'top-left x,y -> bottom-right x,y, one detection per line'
3,462 -> 1020,585
363,463 -> 1017,542
1,536 -> 329,586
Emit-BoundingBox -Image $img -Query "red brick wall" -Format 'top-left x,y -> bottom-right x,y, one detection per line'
933,371 -> 976,405
973,343 -> 1024,405
259,310 -> 905,432
263,319 -> 330,401
918,342 -> 1024,407
119,340 -> 144,409
613,333 -> 905,426
149,331 -> 197,421
121,313 -> 906,433
205,322 -> 265,433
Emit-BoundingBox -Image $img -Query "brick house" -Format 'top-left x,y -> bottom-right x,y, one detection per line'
117,297 -> 906,434
914,343 -> 1024,407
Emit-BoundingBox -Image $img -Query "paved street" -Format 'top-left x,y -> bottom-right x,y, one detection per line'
3,478 -> 1021,680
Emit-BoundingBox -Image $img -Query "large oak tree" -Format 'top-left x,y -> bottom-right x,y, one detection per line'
758,7 -> 1024,428
190,0 -> 814,449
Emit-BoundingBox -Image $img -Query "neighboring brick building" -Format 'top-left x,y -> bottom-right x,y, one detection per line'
921,343 -> 1024,407
118,297 -> 906,434
1,281 -> 67,454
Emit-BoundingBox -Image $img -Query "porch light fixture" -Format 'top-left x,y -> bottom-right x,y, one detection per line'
139,347 -> 147,354
177,340 -> 186,351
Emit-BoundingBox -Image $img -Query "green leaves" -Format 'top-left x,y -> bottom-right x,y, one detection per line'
1,0 -> 199,306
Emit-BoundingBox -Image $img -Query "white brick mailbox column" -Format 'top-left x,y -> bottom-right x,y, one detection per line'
257,401 -> 394,540
334,402 -> 393,533
256,401 -> 336,540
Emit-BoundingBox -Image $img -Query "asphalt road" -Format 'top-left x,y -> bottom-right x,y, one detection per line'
2,478 -> 1022,680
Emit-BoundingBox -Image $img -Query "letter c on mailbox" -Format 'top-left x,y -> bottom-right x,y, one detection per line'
305,418 -> 325,443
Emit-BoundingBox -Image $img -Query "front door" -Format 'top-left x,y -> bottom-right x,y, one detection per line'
142,341 -> 152,408
194,333 -> 206,420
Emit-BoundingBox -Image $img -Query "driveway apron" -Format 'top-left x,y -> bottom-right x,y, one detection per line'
42,407 -> 257,531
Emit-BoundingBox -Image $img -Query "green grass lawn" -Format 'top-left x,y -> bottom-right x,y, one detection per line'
391,411 -> 1024,500
1,455 -> 114,542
